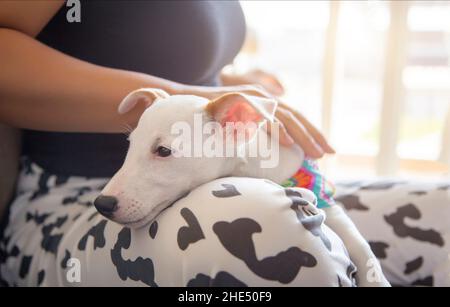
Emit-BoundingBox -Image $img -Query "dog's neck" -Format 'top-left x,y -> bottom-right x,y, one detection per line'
231,128 -> 305,184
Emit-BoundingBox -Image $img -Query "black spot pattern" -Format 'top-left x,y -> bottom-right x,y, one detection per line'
211,184 -> 241,198
26,211 -> 51,225
0,239 -> 20,266
213,218 -> 317,284
87,211 -> 99,221
412,276 -> 433,287
404,257 -> 424,275
62,186 -> 94,207
9,246 -> 20,257
21,157 -> 35,175
285,189 -> 305,202
149,221 -> 158,239
61,249 -> 71,269
437,184 -> 450,191
111,228 -> 157,287
41,215 -> 69,254
337,276 -> 343,287
19,255 -> 33,279
409,191 -> 427,196
384,203 -> 445,246
187,271 -> 248,287
368,241 -> 390,259
177,208 -> 205,251
360,181 -> 406,190
346,262 -> 357,287
29,172 -> 51,201
0,247 -> 6,265
336,194 -> 369,211
286,189 -> 331,251
54,175 -> 69,186
30,171 -> 68,201
37,270 -> 45,286
335,181 -> 363,189
77,220 -> 108,251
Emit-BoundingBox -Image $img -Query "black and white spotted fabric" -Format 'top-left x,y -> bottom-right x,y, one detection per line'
0,158 -> 356,287
335,180 -> 450,287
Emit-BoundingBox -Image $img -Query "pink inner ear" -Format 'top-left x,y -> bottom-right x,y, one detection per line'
221,100 -> 262,126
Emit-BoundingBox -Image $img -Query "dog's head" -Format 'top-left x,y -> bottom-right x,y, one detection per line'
94,88 -> 277,227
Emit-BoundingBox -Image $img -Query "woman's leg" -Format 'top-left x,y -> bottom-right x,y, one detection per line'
335,179 -> 450,286
0,158 -> 111,286
1,159 -> 356,286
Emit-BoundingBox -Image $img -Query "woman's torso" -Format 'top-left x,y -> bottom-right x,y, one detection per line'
23,0 -> 246,177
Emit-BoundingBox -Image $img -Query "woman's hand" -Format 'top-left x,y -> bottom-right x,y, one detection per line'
220,69 -> 335,158
221,69 -> 285,97
269,102 -> 335,159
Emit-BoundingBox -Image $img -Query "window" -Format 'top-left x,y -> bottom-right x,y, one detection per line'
237,0 -> 330,125
238,0 -> 450,179
399,1 -> 450,162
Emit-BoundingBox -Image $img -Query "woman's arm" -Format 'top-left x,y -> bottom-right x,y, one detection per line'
0,1 -> 262,133
0,0 -> 64,36
0,27 -> 186,132
0,27 -> 274,133
0,1 -> 188,132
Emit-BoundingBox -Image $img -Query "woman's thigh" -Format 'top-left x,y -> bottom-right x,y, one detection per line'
335,180 -> 450,286
1,160 -> 356,286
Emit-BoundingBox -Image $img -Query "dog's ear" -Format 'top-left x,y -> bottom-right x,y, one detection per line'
205,92 -> 277,126
205,92 -> 278,144
118,88 -> 170,114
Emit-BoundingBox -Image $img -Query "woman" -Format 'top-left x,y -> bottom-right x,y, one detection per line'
0,1 -> 348,286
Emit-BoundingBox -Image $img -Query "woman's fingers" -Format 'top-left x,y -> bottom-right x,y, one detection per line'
249,69 -> 285,97
275,108 -> 325,159
265,118 -> 294,146
236,84 -> 272,98
235,88 -> 334,156
278,103 -> 336,154
202,84 -> 271,100
297,112 -> 335,154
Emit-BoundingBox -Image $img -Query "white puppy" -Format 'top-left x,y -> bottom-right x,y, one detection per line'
94,88 -> 390,286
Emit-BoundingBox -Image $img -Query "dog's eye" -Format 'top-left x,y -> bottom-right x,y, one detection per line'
155,146 -> 172,157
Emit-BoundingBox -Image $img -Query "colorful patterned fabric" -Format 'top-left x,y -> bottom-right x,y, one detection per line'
281,158 -> 336,209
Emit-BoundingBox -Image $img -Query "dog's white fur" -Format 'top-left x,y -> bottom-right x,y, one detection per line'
99,88 -> 390,286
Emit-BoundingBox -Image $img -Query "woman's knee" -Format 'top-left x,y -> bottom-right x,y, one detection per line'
57,177 -> 354,286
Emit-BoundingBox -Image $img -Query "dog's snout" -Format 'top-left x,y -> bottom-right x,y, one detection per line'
94,195 -> 118,217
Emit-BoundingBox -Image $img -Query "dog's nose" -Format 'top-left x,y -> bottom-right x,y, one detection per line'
94,195 -> 118,217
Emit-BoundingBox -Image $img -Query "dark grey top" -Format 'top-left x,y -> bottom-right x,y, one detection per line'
23,0 -> 246,177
